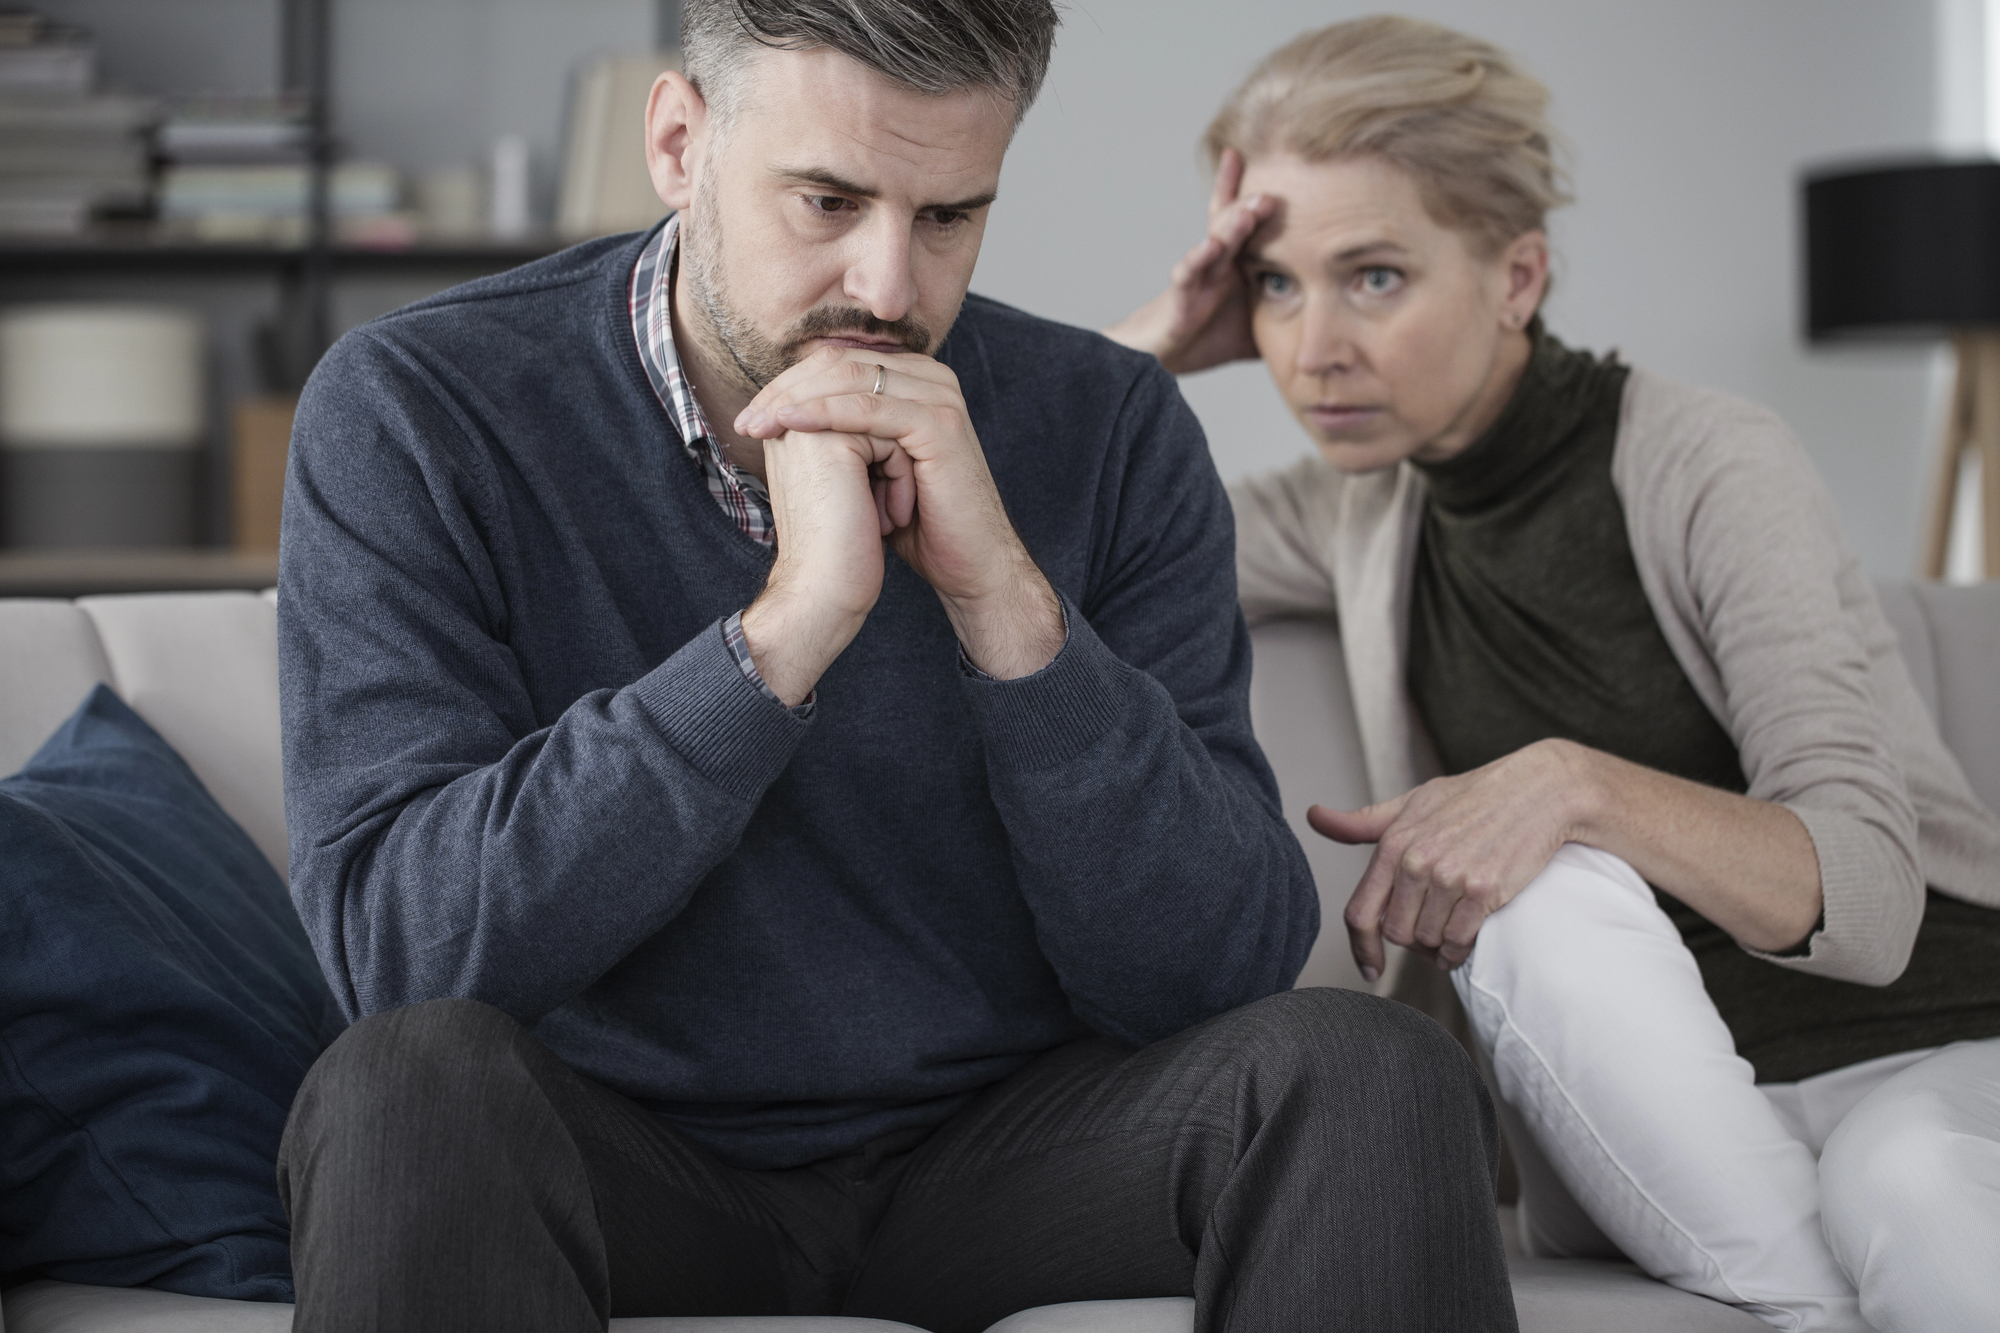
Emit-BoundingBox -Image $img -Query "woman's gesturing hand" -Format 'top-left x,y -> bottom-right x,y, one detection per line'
1102,148 -> 1278,374
1308,739 -> 1593,983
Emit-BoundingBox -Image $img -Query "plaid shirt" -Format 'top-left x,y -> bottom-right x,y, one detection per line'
630,218 -> 805,710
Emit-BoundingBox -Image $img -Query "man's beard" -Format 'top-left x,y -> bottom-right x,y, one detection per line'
682,181 -> 938,394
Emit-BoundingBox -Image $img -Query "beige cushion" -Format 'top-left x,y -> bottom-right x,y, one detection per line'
982,1298 -> 1190,1332
1246,617 -> 1374,992
1906,581 -> 2000,813
1507,1259 -> 1766,1331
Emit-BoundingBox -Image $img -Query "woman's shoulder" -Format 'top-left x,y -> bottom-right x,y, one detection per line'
1228,450 -> 1407,530
1613,365 -> 1824,504
1619,367 -> 1801,454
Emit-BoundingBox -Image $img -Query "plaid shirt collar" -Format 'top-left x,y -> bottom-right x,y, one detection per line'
629,216 -> 775,546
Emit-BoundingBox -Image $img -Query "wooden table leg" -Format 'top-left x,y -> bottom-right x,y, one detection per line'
1981,332 -> 2000,581
1921,332 -> 1974,580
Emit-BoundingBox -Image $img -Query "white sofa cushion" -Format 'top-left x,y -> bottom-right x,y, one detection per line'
0,1283 -> 930,1333
0,601 -> 111,783
0,591 -> 286,879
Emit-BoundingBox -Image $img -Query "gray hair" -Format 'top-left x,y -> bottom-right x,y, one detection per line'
681,0 -> 1060,133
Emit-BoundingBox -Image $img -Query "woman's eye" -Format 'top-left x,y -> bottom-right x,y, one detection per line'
1254,271 -> 1296,298
1358,266 -> 1402,295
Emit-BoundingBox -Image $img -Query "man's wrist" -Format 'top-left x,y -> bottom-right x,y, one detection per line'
739,588 -> 865,707
940,560 -> 1065,681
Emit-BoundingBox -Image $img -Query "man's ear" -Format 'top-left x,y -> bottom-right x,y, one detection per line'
646,70 -> 706,211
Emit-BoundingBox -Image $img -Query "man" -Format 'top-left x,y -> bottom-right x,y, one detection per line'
275,2 -> 1516,1330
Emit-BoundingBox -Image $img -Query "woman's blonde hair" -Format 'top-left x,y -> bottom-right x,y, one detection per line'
1202,15 -> 1569,255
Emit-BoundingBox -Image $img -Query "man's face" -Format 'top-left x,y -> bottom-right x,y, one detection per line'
679,46 -> 1014,392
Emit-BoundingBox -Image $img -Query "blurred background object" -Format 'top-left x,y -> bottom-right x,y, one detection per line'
557,51 -> 675,241
0,0 -> 1995,593
0,303 -> 203,548
230,393 -> 292,554
488,132 -> 530,240
1806,160 -> 2000,582
0,0 -> 683,593
0,8 -> 156,237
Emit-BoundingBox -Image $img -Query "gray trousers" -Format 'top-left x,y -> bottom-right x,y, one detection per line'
277,988 -> 1516,1333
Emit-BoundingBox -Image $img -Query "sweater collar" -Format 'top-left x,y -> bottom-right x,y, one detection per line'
1412,321 -> 1622,513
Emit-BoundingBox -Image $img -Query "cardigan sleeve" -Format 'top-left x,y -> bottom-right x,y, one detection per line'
1228,453 -> 1345,625
1619,380 -> 1924,986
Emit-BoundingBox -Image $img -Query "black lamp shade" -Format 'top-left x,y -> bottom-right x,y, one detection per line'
1805,161 -> 2000,339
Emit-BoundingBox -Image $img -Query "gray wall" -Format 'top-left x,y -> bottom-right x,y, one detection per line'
41,0 -> 1952,574
975,0 -> 1946,577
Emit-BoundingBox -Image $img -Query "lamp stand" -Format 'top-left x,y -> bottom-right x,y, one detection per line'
1922,329 -> 2000,581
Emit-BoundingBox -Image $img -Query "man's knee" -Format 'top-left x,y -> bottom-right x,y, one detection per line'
1186,988 -> 1491,1129
282,998 -> 538,1201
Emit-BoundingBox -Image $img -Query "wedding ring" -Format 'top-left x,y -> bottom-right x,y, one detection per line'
871,364 -> 887,395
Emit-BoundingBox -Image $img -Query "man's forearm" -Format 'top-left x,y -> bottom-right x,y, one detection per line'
966,610 -> 1319,1046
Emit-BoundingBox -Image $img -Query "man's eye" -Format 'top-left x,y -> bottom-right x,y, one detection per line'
807,195 -> 851,215
1254,271 -> 1296,298
926,209 -> 966,228
1358,266 -> 1403,295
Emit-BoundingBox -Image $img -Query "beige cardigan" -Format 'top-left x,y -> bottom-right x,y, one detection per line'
1230,368 -> 2000,987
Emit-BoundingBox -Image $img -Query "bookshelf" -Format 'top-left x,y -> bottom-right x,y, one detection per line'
0,0 -> 577,588
0,548 -> 278,598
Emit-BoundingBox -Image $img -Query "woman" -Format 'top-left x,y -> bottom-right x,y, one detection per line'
1107,17 -> 2000,1333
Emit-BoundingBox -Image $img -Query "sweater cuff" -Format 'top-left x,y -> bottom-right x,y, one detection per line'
1744,803 -> 1922,985
630,618 -> 811,801
960,594 -> 1128,772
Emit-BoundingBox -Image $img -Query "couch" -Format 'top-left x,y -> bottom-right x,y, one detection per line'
4,579 -> 1993,1332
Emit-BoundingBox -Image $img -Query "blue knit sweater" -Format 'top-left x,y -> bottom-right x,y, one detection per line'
278,226 -> 1318,1169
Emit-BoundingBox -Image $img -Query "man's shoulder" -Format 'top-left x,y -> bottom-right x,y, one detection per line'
301,230 -> 650,424
349,230 -> 645,358
943,293 -> 1171,407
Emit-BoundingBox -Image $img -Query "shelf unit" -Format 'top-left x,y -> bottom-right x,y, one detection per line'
0,548 -> 279,599
0,0 -> 566,590
0,233 -> 563,276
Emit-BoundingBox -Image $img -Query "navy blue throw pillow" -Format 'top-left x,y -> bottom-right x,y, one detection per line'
0,684 -> 341,1301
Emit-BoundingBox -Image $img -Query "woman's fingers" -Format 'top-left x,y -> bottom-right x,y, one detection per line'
1209,146 -> 1245,217
1308,797 -> 1404,844
1342,839 -> 1401,984
1437,897 -> 1492,969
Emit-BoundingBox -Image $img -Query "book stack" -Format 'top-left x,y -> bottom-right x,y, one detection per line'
0,11 -> 156,236
156,95 -> 413,247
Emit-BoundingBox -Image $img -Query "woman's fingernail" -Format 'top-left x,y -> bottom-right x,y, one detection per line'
1361,965 -> 1380,984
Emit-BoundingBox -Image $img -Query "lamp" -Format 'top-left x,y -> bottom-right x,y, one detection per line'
1805,160 -> 2000,580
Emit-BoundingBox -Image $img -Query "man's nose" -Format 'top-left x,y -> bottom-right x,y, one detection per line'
842,216 -> 919,324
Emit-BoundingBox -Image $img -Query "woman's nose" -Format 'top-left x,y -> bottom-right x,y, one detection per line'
1294,301 -> 1358,378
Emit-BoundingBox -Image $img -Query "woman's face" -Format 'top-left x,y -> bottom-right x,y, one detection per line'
1238,153 -> 1548,473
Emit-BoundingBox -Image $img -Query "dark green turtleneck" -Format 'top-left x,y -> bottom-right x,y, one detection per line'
1406,325 -> 2000,1084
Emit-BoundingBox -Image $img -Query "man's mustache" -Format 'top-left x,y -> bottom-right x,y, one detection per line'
785,306 -> 933,357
